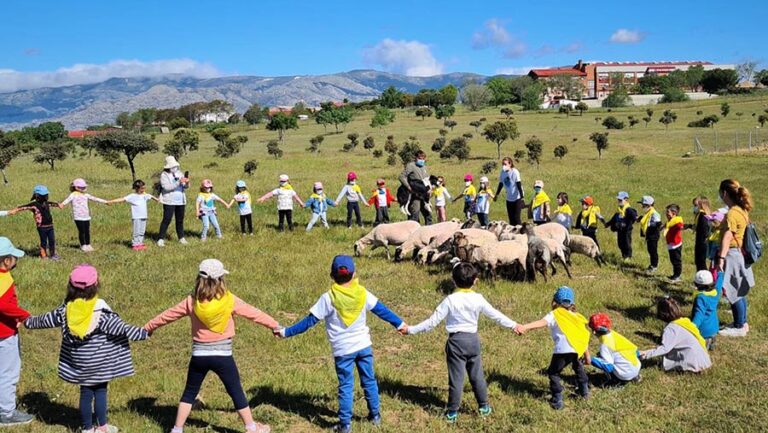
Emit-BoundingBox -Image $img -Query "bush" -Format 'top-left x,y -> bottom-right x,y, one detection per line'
398,137 -> 421,165
363,136 -> 375,151
243,160 -> 259,176
386,153 -> 397,166
431,137 -> 446,152
659,87 -> 689,103
553,145 -> 568,160
481,161 -> 498,174
168,117 -> 190,130
687,115 -> 720,128
439,137 -> 470,161
267,140 -> 283,159
602,116 -> 625,130
373,149 -> 383,158
601,88 -> 631,108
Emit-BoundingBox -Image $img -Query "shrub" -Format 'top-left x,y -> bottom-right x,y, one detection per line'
243,160 -> 259,176
687,115 -> 720,128
373,149 -> 383,158
553,145 -> 568,160
481,161 -> 498,174
602,116 -> 625,130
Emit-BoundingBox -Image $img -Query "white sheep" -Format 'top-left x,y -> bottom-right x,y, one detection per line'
568,234 -> 606,266
416,231 -> 455,265
468,237 -> 528,280
523,225 -> 572,282
394,219 -> 462,261
508,222 -> 570,247
429,228 -> 499,265
354,220 -> 421,260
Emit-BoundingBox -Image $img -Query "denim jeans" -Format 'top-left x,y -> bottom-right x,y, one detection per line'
200,212 -> 221,239
334,346 -> 379,426
0,335 -> 21,417
307,212 -> 329,231
732,297 -> 748,328
79,383 -> 108,430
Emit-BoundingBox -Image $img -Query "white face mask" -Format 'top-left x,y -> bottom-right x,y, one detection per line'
503,165 -> 511,172
349,180 -> 356,185
280,181 -> 287,186
437,181 -> 443,186
465,181 -> 471,187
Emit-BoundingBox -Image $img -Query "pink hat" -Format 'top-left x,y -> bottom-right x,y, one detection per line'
464,174 -> 473,181
72,178 -> 87,188
376,178 -> 385,185
706,211 -> 725,223
201,179 -> 213,188
347,171 -> 357,181
314,181 -> 323,190
70,264 -> 98,289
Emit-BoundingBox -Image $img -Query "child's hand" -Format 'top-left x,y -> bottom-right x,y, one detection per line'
513,324 -> 525,335
397,324 -> 408,335
272,327 -> 285,339
638,350 -> 648,360
58,203 -> 65,209
8,209 -> 17,215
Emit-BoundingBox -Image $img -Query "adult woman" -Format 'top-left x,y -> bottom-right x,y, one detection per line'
494,157 -> 524,225
157,156 -> 189,247
716,179 -> 755,337
398,150 -> 432,225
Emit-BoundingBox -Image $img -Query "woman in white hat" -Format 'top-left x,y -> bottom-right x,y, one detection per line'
157,156 -> 189,246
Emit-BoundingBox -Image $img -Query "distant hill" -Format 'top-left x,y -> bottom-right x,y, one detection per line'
0,70 -> 488,130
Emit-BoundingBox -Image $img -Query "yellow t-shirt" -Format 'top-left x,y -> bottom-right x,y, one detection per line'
723,206 -> 748,248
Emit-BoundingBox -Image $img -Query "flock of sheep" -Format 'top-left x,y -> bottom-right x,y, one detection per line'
354,219 -> 605,282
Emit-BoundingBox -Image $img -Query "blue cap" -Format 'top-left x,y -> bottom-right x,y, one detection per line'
33,184 -> 49,196
236,180 -> 247,188
553,286 -> 575,305
0,237 -> 25,258
331,255 -> 356,276
617,191 -> 629,200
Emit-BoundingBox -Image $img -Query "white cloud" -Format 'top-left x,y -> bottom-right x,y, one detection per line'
495,66 -> 547,76
610,29 -> 646,44
0,58 -> 221,93
362,39 -> 444,77
562,42 -> 583,53
472,19 -> 527,59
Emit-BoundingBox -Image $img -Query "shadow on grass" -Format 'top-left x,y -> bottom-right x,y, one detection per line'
247,385 -> 336,429
377,376 -> 445,410
20,391 -> 81,431
435,278 -> 455,295
128,397 -> 239,433
606,304 -> 654,323
634,330 -> 661,344
487,370 -> 546,399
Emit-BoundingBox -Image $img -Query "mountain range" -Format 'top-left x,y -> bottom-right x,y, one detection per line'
0,70 -> 488,130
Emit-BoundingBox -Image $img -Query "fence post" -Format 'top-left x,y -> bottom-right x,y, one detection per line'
749,130 -> 752,151
714,130 -> 718,153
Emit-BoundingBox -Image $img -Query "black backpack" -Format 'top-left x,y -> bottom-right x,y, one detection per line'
742,222 -> 762,267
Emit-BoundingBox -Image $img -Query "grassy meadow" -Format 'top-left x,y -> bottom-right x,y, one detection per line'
2,93 -> 768,433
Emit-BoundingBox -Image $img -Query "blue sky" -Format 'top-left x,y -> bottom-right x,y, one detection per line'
1,0 -> 765,92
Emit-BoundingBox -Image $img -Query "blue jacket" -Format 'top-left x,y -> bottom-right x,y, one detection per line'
305,193 -> 336,214
691,273 -> 723,339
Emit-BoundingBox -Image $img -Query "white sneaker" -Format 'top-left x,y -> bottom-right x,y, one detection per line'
719,326 -> 748,337
81,246 -> 89,252
179,238 -> 189,245
86,245 -> 95,252
157,239 -> 165,247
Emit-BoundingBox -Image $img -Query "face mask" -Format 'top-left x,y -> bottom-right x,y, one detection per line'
503,165 -> 511,172
437,181 -> 442,186
534,187 -> 542,193
693,206 -> 699,214
316,189 -> 323,194
349,180 -> 356,185
415,159 -> 425,167
280,181 -> 287,186
465,181 -> 471,187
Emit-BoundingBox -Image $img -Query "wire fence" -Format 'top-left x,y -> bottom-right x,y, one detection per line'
693,128 -> 768,155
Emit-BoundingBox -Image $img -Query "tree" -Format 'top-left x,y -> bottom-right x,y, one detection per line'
266,140 -> 283,159
660,87 -> 689,103
0,130 -> 20,184
343,133 -> 360,152
646,108 -> 654,118
398,137 -> 421,165
435,104 -> 456,120
373,149 -> 383,158
370,107 -> 395,129
601,87 -> 631,108
685,65 -> 705,91
163,128 -> 199,160
513,149 -> 526,163
363,136 -> 375,152
415,107 -> 433,120
688,115 -> 720,128
628,117 -> 640,128
266,113 -> 299,141
521,82 -> 545,111
589,132 -> 609,159
620,155 -> 637,173
431,136 -> 446,152
211,128 -> 232,146
439,136 -> 470,161
462,84 -> 492,111
469,120 -> 482,132
558,105 -> 572,117
92,131 -> 158,181
34,122 -> 67,143
438,128 -> 448,137
307,135 -> 324,153
546,75 -> 585,100
444,120 -> 458,131
243,104 -> 266,125
575,102 -> 589,116
215,135 -> 247,158
384,135 -> 398,154
500,107 -> 514,119
755,70 -> 768,87
737,61 -> 758,83
486,77 -> 515,105
439,85 -> 459,105
115,112 -> 131,128
168,117 -> 190,130
758,114 -> 768,127
244,160 -> 259,176
387,153 -> 397,166
292,101 -> 310,116
33,140 -> 73,170
524,136 -> 543,168
721,102 -> 731,118
380,86 -> 405,108
663,109 -> 678,123
659,113 -> 674,130
602,116 -> 625,130
553,144 -> 568,160
228,113 -> 242,124
482,120 -> 520,159
701,69 -> 739,93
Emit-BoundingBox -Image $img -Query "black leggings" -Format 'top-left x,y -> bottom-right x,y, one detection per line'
75,220 -> 91,246
346,202 -> 362,227
547,353 -> 588,395
158,205 -> 186,240
617,229 -> 632,259
180,356 -> 248,410
646,236 -> 659,268
239,214 -> 253,234
506,199 -> 523,226
37,226 -> 56,256
278,210 -> 293,231
581,227 -> 600,250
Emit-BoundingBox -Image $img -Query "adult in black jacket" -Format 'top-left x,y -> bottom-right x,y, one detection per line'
606,192 -> 638,260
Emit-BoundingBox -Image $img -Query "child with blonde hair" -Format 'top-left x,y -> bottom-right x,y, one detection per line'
196,179 -> 230,241
229,180 -> 253,235
59,178 -> 108,252
431,176 -> 452,222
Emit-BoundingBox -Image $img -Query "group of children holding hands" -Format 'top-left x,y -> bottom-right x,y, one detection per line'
1,234 -> 718,432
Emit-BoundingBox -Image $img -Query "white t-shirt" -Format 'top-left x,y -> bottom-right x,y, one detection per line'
499,168 -> 522,202
124,193 -> 153,220
310,290 -> 379,357
599,338 -> 641,381
376,189 -> 388,207
408,291 -> 517,334
476,191 -> 491,214
544,311 -> 576,354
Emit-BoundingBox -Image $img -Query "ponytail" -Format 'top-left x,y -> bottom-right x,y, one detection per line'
737,186 -> 753,212
720,179 -> 753,212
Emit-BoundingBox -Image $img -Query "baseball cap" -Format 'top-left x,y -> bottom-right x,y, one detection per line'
314,181 -> 324,190
331,255 -> 356,277
376,178 -> 385,186
199,259 -> 229,279
588,313 -> 612,332
694,270 -> 714,286
0,237 -> 25,258
553,286 -> 575,305
580,196 -> 593,206
480,176 -> 489,184
70,264 -> 98,289
464,174 -> 473,181
72,178 -> 87,188
534,180 -> 544,188
637,195 -> 654,206
347,171 -> 357,181
617,191 -> 629,200
235,180 -> 247,188
279,174 -> 289,182
33,185 -> 49,196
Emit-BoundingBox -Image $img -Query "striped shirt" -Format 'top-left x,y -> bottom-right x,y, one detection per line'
24,300 -> 148,385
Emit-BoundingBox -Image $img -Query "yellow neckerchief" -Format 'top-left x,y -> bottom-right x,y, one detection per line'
580,205 -> 600,228
279,183 -> 294,191
695,286 -> 718,298
454,288 -> 475,294
708,227 -> 721,242
532,191 -> 551,210
0,271 -> 13,298
617,203 -> 629,218
462,184 -> 477,198
640,207 -> 656,235
664,216 -> 684,236
329,278 -> 367,327
432,185 -> 445,197
672,318 -> 707,349
556,203 -> 572,216
194,290 -> 235,334
599,330 -> 640,367
310,192 -> 326,201
199,192 -> 213,201
66,297 -> 100,339
552,307 -> 590,356
348,183 -> 362,194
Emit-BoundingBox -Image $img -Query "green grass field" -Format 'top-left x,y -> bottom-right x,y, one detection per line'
2,94 -> 768,433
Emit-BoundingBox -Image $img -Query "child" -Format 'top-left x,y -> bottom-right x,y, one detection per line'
691,270 -> 721,350
637,196 -> 662,273
144,259 -> 277,433
366,179 -> 395,226
59,178 -> 108,252
257,174 -> 304,232
686,196 -> 712,271
705,211 -> 725,270
24,264 -> 148,433
526,180 -> 550,225
0,237 -> 33,427
575,196 -> 605,249
402,262 -> 521,423
106,179 -> 158,251
475,177 -> 495,228
639,297 -> 712,373
553,193 -> 572,231
585,313 -> 641,386
276,255 -> 405,433
453,174 -> 477,220
518,286 -> 590,410
664,204 -> 684,282
431,176 -> 452,223
605,192 -> 638,261
195,179 -> 230,241
229,180 -> 253,235
335,172 -> 369,229
14,185 -> 61,260
305,182 -> 336,231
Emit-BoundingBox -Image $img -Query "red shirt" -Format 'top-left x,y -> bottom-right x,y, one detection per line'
0,270 -> 30,338
665,222 -> 684,248
367,188 -> 396,209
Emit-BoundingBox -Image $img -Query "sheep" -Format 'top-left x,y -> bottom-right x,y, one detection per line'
394,219 -> 462,261
568,234 -> 606,266
466,237 -> 528,280
416,231 -> 455,265
522,224 -> 572,282
508,222 -> 570,248
354,220 -> 421,260
428,228 -> 499,265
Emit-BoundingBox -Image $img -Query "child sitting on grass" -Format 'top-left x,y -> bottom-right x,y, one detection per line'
639,297 -> 712,373
106,179 -> 159,251
518,286 -> 590,410
401,262 -> 522,423
585,313 -> 641,386
275,255 -> 406,433
144,259 -> 279,433
24,264 -> 149,433
691,270 -> 721,350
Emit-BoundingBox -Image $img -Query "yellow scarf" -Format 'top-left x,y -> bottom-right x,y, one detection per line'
0,271 -> 13,298
194,291 -> 235,334
663,216 -> 683,236
599,331 -> 640,367
556,203 -> 572,216
532,191 -> 551,210
310,193 -> 326,201
580,206 -> 601,228
462,184 -> 476,198
708,227 -> 721,243
640,207 -> 656,235
349,184 -> 362,194
432,185 -> 445,197
454,288 -> 474,294
66,297 -> 99,339
280,183 -> 294,191
672,318 -> 707,349
695,287 -> 718,298
617,203 -> 629,218
329,279 -> 367,327
553,308 -> 590,356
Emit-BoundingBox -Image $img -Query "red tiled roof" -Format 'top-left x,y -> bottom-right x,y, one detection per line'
529,68 -> 586,77
593,61 -> 711,67
68,129 -> 116,139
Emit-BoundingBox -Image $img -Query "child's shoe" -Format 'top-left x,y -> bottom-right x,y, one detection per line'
445,411 -> 458,423
668,275 -> 682,283
0,410 -> 34,426
96,425 -> 119,433
132,245 -> 142,251
332,424 -> 351,433
201,237 -> 207,242
179,238 -> 189,245
645,266 -> 657,274
368,414 -> 382,426
81,245 -> 89,252
479,405 -> 492,417
157,239 -> 165,247
577,382 -> 590,399
50,254 -> 61,261
549,393 -> 564,410
245,422 -> 271,433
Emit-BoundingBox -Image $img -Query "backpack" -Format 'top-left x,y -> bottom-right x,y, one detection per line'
742,222 -> 762,267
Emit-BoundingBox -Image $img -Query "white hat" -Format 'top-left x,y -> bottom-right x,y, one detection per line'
534,180 -> 544,188
694,270 -> 714,286
480,176 -> 489,184
164,156 -> 180,169
279,174 -> 289,182
199,259 -> 229,279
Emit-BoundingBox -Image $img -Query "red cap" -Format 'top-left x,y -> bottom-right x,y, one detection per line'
581,196 -> 594,206
464,174 -> 473,181
589,313 -> 612,332
376,178 -> 385,186
347,171 -> 357,181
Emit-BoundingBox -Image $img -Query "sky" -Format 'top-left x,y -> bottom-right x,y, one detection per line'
0,0 -> 766,93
